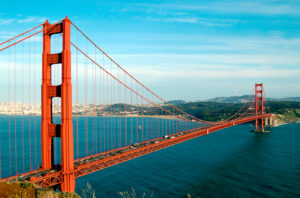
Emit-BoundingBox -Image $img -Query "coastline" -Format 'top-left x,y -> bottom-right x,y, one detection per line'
273,113 -> 300,126
0,113 -> 180,120
1,113 -> 299,125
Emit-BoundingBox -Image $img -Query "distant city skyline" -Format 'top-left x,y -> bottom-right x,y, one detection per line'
0,0 -> 300,101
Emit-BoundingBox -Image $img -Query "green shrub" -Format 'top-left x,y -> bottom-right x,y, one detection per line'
118,187 -> 154,198
58,192 -> 81,198
19,181 -> 36,189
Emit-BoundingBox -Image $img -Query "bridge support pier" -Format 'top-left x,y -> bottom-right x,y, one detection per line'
264,115 -> 276,127
41,17 -> 75,192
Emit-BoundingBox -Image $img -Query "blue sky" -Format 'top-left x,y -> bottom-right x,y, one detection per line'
1,0 -> 300,101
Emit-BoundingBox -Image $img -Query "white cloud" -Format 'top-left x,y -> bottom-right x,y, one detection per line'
146,16 -> 235,26
164,17 -> 199,24
112,53 -> 300,67
17,16 -> 46,23
0,16 -> 47,26
0,18 -> 14,25
127,67 -> 300,81
134,1 -> 300,16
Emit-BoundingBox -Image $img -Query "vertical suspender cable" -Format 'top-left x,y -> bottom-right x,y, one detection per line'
106,58 -> 109,149
155,97 -> 157,138
34,36 -> 37,169
165,106 -> 167,136
173,109 -> 175,134
158,99 -> 160,137
146,93 -> 148,140
117,69 -> 121,147
124,73 -> 127,146
99,57 -> 103,152
76,31 -> 79,159
93,49 -> 96,154
168,109 -> 170,135
130,78 -> 133,144
136,84 -> 138,143
92,49 -> 95,154
85,39 -> 88,156
14,44 -> 18,174
119,69 -> 122,147
141,88 -> 144,142
110,61 -> 113,149
8,41 -> 11,176
94,48 -> 97,154
28,37 -> 32,170
22,42 -> 24,172
102,54 -> 105,152
152,95 -> 154,139
102,54 -> 106,152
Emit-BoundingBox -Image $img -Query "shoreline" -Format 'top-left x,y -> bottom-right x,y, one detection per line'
1,113 -> 299,125
274,120 -> 300,127
0,114 -> 180,120
273,113 -> 300,126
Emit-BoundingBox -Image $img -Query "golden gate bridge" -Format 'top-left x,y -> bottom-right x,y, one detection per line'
0,17 -> 273,192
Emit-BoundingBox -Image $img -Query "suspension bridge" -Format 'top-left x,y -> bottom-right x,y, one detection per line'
0,17 -> 273,192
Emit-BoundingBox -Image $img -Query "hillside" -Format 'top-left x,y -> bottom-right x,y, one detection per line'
206,95 -> 253,103
174,101 -> 300,123
0,181 -> 80,198
206,95 -> 300,103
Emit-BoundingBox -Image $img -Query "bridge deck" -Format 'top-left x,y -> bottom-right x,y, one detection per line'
0,115 -> 271,187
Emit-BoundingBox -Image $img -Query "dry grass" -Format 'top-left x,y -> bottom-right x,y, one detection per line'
0,182 -> 35,198
80,182 -> 96,198
118,187 -> 154,198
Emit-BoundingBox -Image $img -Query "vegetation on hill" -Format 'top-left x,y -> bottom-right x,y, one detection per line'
166,100 -> 186,105
0,181 -> 80,198
206,95 -> 253,103
175,102 -> 245,121
267,101 -> 300,123
174,101 -> 300,123
0,181 -> 35,198
103,100 -> 300,124
206,95 -> 300,103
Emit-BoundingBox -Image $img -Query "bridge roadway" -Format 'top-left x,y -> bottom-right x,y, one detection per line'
0,114 -> 271,188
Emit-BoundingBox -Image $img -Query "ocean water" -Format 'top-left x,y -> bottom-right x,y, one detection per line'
0,115 -> 201,175
0,115 -> 299,197
75,123 -> 300,198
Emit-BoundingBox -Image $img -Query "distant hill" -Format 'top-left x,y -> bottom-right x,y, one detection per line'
206,95 -> 252,103
166,100 -> 186,105
206,95 -> 300,103
275,97 -> 300,102
172,100 -> 300,122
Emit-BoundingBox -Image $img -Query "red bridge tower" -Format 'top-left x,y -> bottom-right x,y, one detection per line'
255,83 -> 264,132
41,17 -> 75,191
